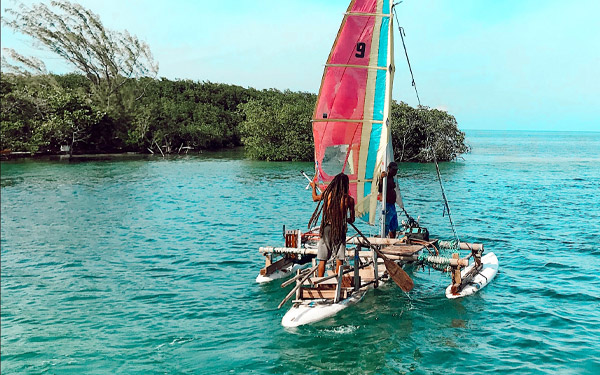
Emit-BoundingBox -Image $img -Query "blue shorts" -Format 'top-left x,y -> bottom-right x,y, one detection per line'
385,203 -> 399,235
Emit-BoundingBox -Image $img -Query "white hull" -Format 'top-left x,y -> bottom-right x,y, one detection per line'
255,264 -> 306,284
445,252 -> 498,299
281,259 -> 389,327
281,288 -> 369,328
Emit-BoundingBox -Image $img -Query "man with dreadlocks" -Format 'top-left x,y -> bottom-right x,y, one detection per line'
309,173 -> 355,278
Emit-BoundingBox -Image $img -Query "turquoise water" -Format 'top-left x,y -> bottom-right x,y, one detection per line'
2,131 -> 599,374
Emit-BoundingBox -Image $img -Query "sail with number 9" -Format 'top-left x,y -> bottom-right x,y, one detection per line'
312,0 -> 395,225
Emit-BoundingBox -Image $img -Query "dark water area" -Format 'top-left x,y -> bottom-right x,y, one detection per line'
2,130 -> 599,374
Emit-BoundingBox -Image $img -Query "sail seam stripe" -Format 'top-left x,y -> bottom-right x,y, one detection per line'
325,64 -> 387,70
311,119 -> 384,123
346,12 -> 390,17
320,179 -> 375,185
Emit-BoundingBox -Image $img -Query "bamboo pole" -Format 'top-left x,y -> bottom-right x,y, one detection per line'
259,246 -> 317,256
334,270 -> 343,303
354,245 -> 360,292
349,222 -> 414,292
347,237 -> 403,245
281,267 -> 313,288
438,241 -> 483,252
278,264 -> 318,309
372,246 -> 379,288
425,255 -> 469,267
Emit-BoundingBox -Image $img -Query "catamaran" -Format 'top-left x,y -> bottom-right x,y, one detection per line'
257,0 -> 498,328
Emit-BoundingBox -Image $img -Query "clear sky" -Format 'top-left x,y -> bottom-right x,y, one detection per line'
1,0 -> 598,131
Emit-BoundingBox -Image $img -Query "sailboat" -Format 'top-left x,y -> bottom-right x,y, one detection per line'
257,0 -> 498,327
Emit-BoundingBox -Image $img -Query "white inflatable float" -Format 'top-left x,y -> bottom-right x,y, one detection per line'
445,252 -> 498,299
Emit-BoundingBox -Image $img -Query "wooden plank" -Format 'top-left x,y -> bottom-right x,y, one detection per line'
383,255 -> 414,292
379,254 -> 419,262
310,273 -> 358,287
310,276 -> 339,285
301,288 -> 348,300
260,257 -> 292,276
359,266 -> 375,281
358,264 -> 385,281
310,276 -> 354,287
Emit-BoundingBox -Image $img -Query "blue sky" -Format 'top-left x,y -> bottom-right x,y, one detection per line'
2,0 -> 598,131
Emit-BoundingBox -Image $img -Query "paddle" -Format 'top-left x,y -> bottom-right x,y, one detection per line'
300,170 -> 413,292
349,222 -> 414,292
300,170 -> 319,192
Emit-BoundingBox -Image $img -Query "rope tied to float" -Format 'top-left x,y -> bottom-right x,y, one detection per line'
418,239 -> 461,272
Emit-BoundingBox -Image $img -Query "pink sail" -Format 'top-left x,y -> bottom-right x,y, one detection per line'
312,0 -> 394,224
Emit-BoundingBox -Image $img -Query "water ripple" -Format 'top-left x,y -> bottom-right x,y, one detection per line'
2,133 -> 600,374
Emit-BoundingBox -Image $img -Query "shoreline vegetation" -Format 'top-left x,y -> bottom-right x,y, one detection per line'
1,1 -> 469,163
1,74 -> 469,163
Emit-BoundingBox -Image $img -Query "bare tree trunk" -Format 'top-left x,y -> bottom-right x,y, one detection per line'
69,132 -> 75,158
154,139 -> 165,157
400,131 -> 408,162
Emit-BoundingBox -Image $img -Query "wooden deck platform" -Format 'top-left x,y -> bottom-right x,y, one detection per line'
380,244 -> 425,256
297,262 -> 387,301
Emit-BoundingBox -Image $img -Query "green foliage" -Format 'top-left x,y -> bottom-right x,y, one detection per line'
128,79 -> 253,153
41,90 -> 103,154
0,1 -> 469,162
0,73 -> 258,155
0,74 -> 102,154
1,74 -> 52,153
391,101 -> 470,162
239,96 -> 469,162
1,71 -> 469,161
239,90 -> 315,161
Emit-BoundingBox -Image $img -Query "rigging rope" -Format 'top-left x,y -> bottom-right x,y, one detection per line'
428,136 -> 461,245
392,2 -> 461,245
393,6 -> 421,106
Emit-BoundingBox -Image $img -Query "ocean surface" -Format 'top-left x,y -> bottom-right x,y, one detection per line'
1,130 -> 599,374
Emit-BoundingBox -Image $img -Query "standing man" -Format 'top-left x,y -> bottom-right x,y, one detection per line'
308,173 -> 355,277
379,162 -> 400,238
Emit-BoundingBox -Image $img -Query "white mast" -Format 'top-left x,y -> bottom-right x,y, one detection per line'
380,0 -> 395,238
